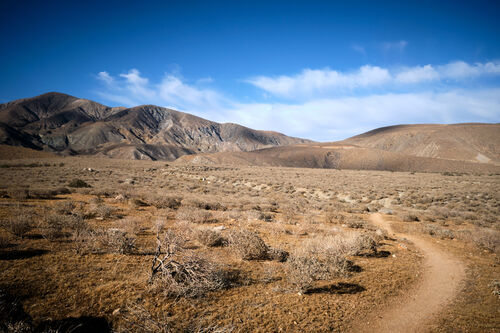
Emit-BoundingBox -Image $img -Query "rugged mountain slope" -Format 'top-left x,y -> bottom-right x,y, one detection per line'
0,92 -> 309,160
343,123 -> 500,164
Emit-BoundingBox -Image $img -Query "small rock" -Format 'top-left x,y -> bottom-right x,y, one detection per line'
114,194 -> 126,201
112,308 -> 120,316
213,225 -> 226,231
392,254 -> 396,258
398,243 -> 408,250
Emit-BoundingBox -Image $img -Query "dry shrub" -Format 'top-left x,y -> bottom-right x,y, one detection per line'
490,280 -> 500,299
402,213 -> 420,222
153,253 -> 231,298
0,235 -> 10,248
72,227 -> 135,254
54,201 -> 76,215
6,189 -> 29,200
68,178 -> 91,188
267,247 -> 289,262
285,236 -> 353,292
117,303 -> 234,333
185,199 -> 226,211
2,209 -> 34,239
115,217 -> 142,236
176,207 -> 214,224
147,195 -> 182,210
344,232 -> 378,256
258,212 -> 274,222
344,219 -> 366,229
89,204 -> 114,219
424,224 -> 454,239
149,231 -> 232,298
196,228 -> 225,247
324,209 -> 344,224
102,229 -> 137,254
72,229 -> 102,254
40,212 -> 73,240
115,303 -> 171,333
129,198 -> 148,208
473,229 -> 499,253
227,230 -> 269,260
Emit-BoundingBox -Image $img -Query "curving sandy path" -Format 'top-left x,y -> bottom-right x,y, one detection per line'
354,213 -> 466,333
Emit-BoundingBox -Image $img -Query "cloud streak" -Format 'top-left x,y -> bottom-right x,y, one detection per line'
224,88 -> 500,141
245,60 -> 500,99
96,69 -> 227,116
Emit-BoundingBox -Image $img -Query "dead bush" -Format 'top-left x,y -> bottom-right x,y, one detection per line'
402,213 -> 420,222
72,227 -> 135,254
324,209 -> 344,224
345,232 -> 378,256
490,280 -> 500,299
149,231 -> 232,298
6,189 -> 29,200
72,228 -> 102,254
285,237 -> 353,292
344,219 -> 366,229
196,228 -> 225,247
102,229 -> 137,254
148,195 -> 182,210
68,179 -> 91,188
0,235 -> 10,248
116,303 -> 171,333
129,198 -> 148,208
267,247 -> 289,262
424,225 -> 454,239
54,201 -> 76,215
2,211 -> 34,238
176,207 -> 214,224
227,230 -> 269,260
186,199 -> 226,211
89,204 -> 114,219
115,217 -> 142,236
473,229 -> 499,253
259,212 -> 274,222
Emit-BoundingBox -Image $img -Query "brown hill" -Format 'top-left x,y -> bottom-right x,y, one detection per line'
0,92 -> 310,160
176,141 -> 500,174
342,123 -> 500,164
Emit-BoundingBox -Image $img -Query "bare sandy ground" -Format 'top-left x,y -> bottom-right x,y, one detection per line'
353,213 -> 466,333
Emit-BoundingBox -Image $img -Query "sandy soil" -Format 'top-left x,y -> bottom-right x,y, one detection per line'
354,213 -> 466,333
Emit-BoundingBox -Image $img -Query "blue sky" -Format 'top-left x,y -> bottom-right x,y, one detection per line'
1,0 -> 499,141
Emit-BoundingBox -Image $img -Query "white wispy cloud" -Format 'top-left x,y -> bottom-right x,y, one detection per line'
395,65 -> 439,83
381,40 -> 408,51
351,43 -> 366,55
224,89 -> 500,141
95,69 -> 226,115
246,66 -> 391,98
246,60 -> 500,98
97,71 -> 113,85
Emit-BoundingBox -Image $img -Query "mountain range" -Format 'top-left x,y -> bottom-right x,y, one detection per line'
0,92 -> 309,160
1,92 -> 499,173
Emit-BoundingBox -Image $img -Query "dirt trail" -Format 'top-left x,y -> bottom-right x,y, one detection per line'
355,213 -> 466,333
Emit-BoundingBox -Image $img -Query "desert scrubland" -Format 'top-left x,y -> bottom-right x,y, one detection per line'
0,154 -> 498,332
